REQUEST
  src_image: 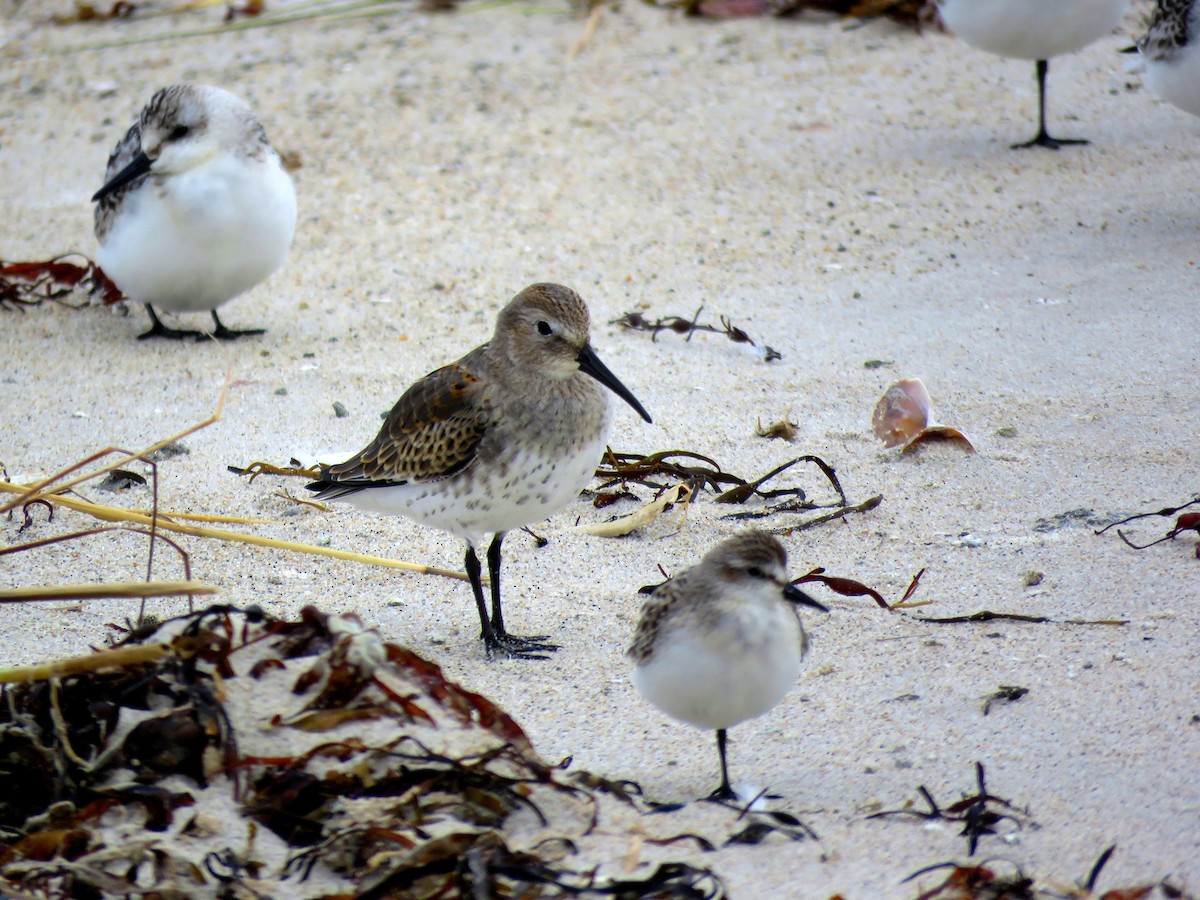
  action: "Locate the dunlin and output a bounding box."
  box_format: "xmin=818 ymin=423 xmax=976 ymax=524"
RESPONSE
xmin=938 ymin=0 xmax=1128 ymax=148
xmin=1136 ymin=0 xmax=1200 ymax=117
xmin=628 ymin=531 xmax=828 ymax=800
xmin=93 ymin=85 xmax=297 ymax=340
xmin=308 ymin=283 xmax=652 ymax=660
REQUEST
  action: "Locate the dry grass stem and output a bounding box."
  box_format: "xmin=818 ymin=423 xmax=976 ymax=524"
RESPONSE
xmin=0 ymin=481 xmax=469 ymax=581
xmin=0 ymin=642 xmax=170 ymax=684
xmin=0 ymin=580 xmax=217 ymax=603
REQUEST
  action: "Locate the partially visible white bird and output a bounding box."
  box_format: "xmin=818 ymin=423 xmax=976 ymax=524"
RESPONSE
xmin=93 ymin=85 xmax=297 ymax=340
xmin=1136 ymin=0 xmax=1200 ymax=117
xmin=939 ymin=0 xmax=1129 ymax=149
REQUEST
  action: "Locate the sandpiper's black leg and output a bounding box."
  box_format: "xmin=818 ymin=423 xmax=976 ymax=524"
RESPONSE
xmin=205 ymin=310 xmax=265 ymax=341
xmin=1012 ymin=59 xmax=1088 ymax=150
xmin=706 ymin=729 xmax=738 ymax=801
xmin=137 ymin=304 xmax=202 ymax=341
xmin=466 ymin=537 xmax=557 ymax=660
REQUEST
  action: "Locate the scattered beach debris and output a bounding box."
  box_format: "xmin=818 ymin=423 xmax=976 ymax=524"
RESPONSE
xmin=902 ymin=859 xmax=1036 ymax=899
xmin=902 ymin=844 xmax=1167 ymax=900
xmin=0 ymin=255 xmax=123 ymax=309
xmin=795 ymin=565 xmax=926 ymax=610
xmin=95 ymin=468 xmax=147 ymax=492
xmin=571 ymin=482 xmax=693 ymax=537
xmin=869 ymin=762 xmax=1027 ymax=856
xmin=910 ymin=610 xmax=1128 ymax=627
xmin=613 ymin=307 xmax=781 ymax=362
xmin=642 ymin=0 xmax=935 ymax=26
xmin=872 ymin=377 xmax=975 ymax=454
xmin=1033 ymin=508 xmax=1115 ymax=533
xmin=1094 ymin=497 xmax=1200 ymax=557
xmin=981 ymin=684 xmax=1029 ymax=716
xmin=756 ymin=413 xmax=800 ymax=442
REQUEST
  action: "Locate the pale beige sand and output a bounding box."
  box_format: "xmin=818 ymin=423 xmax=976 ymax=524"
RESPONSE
xmin=1 ymin=0 xmax=1198 ymax=895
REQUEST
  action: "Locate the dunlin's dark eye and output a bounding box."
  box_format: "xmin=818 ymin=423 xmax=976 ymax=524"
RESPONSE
xmin=746 ymin=566 xmax=765 ymax=579
xmin=536 ymin=320 xmax=552 ymax=336
xmin=167 ymin=124 xmax=191 ymax=142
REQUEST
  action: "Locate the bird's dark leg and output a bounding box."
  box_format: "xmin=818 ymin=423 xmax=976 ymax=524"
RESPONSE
xmin=464 ymin=536 xmax=558 ymax=661
xmin=205 ymin=310 xmax=265 ymax=341
xmin=137 ymin=304 xmax=202 ymax=341
xmin=1012 ymin=59 xmax=1088 ymax=150
xmin=707 ymin=729 xmax=738 ymax=801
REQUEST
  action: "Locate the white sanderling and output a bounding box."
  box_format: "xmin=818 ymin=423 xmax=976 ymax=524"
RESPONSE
xmin=938 ymin=0 xmax=1129 ymax=148
xmin=93 ymin=84 xmax=297 ymax=340
xmin=628 ymin=530 xmax=828 ymax=800
xmin=308 ymin=283 xmax=653 ymax=660
xmin=1136 ymin=0 xmax=1200 ymax=117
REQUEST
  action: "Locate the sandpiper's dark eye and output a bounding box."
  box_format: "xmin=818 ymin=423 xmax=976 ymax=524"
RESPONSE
xmin=536 ymin=320 xmax=552 ymax=336
xmin=746 ymin=566 xmax=765 ymax=579
xmin=168 ymin=124 xmax=191 ymax=142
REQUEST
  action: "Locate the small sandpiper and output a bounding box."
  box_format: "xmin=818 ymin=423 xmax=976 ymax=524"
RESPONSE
xmin=1136 ymin=0 xmax=1200 ymax=117
xmin=308 ymin=283 xmax=652 ymax=660
xmin=938 ymin=0 xmax=1128 ymax=149
xmin=628 ymin=530 xmax=828 ymax=800
xmin=93 ymin=84 xmax=297 ymax=340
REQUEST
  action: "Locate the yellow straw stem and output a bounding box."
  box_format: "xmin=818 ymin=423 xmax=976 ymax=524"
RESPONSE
xmin=0 ymin=581 xmax=216 ymax=603
xmin=0 ymin=481 xmax=469 ymax=582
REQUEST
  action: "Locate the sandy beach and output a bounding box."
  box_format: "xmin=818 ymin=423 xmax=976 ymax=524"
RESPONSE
xmin=1 ymin=0 xmax=1198 ymax=895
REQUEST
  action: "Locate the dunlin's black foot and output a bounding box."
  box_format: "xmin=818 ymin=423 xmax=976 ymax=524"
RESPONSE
xmin=138 ymin=305 xmax=202 ymax=340
xmin=483 ymin=629 xmax=560 ymax=661
xmin=205 ymin=311 xmax=265 ymax=341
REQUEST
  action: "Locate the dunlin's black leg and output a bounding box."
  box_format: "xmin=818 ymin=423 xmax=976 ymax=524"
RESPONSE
xmin=137 ymin=304 xmax=202 ymax=341
xmin=485 ymin=532 xmax=558 ymax=657
xmin=1012 ymin=59 xmax=1088 ymax=150
xmin=464 ymin=539 xmax=556 ymax=661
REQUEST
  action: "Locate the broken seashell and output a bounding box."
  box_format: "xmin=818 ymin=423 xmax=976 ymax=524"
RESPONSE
xmin=871 ymin=377 xmax=975 ymax=454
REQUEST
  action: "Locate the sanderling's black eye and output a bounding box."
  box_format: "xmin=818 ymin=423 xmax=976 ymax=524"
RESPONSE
xmin=746 ymin=566 xmax=765 ymax=579
xmin=536 ymin=320 xmax=552 ymax=336
xmin=167 ymin=124 xmax=191 ymax=142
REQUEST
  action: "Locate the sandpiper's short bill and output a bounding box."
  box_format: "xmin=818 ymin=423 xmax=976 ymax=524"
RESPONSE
xmin=308 ymin=283 xmax=652 ymax=660
xmin=938 ymin=0 xmax=1128 ymax=148
xmin=628 ymin=530 xmax=828 ymax=800
xmin=93 ymin=84 xmax=297 ymax=341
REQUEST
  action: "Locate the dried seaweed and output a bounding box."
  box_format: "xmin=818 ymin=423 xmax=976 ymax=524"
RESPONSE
xmin=904 ymin=859 xmax=1036 ymax=900
xmin=1094 ymin=496 xmax=1200 ymax=557
xmin=870 ymin=763 xmax=1026 ymax=856
xmin=641 ymin=0 xmax=935 ymax=28
xmin=910 ymin=611 xmax=1128 ymax=627
xmin=794 ymin=565 xmax=926 ymax=610
xmin=0 ymin=605 xmax=732 ymax=898
xmin=613 ymin=307 xmax=781 ymax=362
xmin=902 ymin=845 xmax=1171 ymax=900
xmin=0 ymin=255 xmax=122 ymax=309
xmin=981 ymin=685 xmax=1028 ymax=716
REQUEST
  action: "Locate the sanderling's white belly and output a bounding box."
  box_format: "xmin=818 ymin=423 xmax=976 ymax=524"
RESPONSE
xmin=940 ymin=0 xmax=1127 ymax=61
xmin=99 ymin=155 xmax=296 ymax=313
xmin=1146 ymin=48 xmax=1200 ymax=118
xmin=632 ymin=609 xmax=803 ymax=732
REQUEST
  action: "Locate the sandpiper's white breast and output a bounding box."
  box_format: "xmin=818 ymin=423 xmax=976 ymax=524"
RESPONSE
xmin=1145 ymin=40 xmax=1200 ymax=116
xmin=940 ymin=0 xmax=1128 ymax=61
xmin=99 ymin=150 xmax=296 ymax=313
xmin=632 ymin=598 xmax=804 ymax=732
